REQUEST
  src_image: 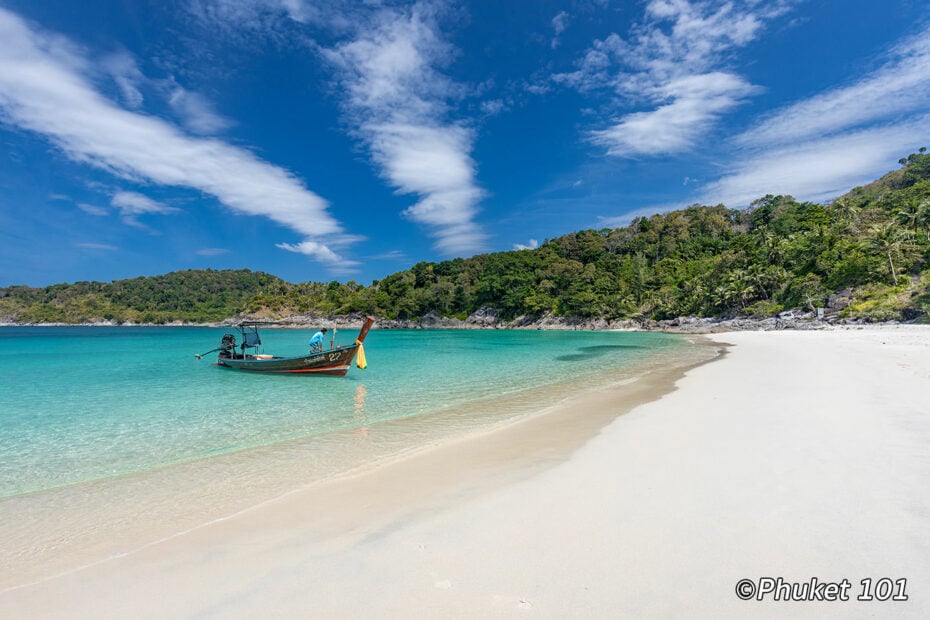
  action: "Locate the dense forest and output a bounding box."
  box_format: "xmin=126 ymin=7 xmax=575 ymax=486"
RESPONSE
xmin=3 ymin=151 xmax=930 ymax=325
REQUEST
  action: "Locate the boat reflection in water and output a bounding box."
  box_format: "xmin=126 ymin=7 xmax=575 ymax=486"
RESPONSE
xmin=353 ymin=384 xmax=369 ymax=438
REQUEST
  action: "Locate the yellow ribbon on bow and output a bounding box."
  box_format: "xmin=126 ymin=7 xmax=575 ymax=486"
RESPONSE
xmin=355 ymin=340 xmax=367 ymax=369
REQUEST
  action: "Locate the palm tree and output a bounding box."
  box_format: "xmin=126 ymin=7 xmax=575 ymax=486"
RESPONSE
xmin=895 ymin=199 xmax=921 ymax=239
xmin=916 ymin=198 xmax=930 ymax=242
xmin=832 ymin=196 xmax=862 ymax=234
xmin=716 ymin=269 xmax=757 ymax=309
xmin=866 ymin=223 xmax=905 ymax=285
xmin=750 ymin=226 xmax=787 ymax=265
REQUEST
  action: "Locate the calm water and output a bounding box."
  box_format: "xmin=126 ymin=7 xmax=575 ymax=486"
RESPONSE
xmin=0 ymin=327 xmax=696 ymax=500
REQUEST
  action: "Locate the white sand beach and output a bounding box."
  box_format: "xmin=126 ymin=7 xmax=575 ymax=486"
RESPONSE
xmin=2 ymin=327 xmax=929 ymax=618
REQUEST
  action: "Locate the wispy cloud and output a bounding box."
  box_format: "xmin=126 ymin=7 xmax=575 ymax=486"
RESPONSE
xmin=551 ymin=11 xmax=570 ymax=49
xmin=187 ymin=0 xmax=291 ymax=35
xmin=276 ymin=239 xmax=340 ymax=263
xmin=195 ymin=247 xmax=230 ymax=256
xmin=277 ymin=235 xmax=362 ymax=272
xmin=77 ymin=202 xmax=108 ymax=216
xmin=513 ymin=238 xmax=538 ymax=251
xmin=480 ymin=99 xmax=505 ymax=116
xmin=75 ymin=242 xmax=118 ymax=250
xmin=591 ymin=71 xmax=759 ymax=156
xmin=0 ymin=6 xmax=352 ymax=267
xmin=101 ymin=50 xmax=145 ymax=108
xmin=111 ymin=191 xmax=179 ymax=228
xmin=556 ymin=0 xmax=795 ymax=156
xmin=168 ymin=85 xmax=234 ymax=135
xmin=322 ymin=2 xmax=487 ymax=256
xmin=367 ymin=249 xmax=407 ymax=261
xmin=186 ymin=0 xmax=356 ymax=43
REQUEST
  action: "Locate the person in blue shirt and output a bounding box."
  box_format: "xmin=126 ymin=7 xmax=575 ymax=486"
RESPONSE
xmin=308 ymin=327 xmax=327 ymax=352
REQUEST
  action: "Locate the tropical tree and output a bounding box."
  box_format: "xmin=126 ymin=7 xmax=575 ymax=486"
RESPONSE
xmin=916 ymin=197 xmax=930 ymax=242
xmin=894 ymin=198 xmax=922 ymax=239
xmin=832 ymin=196 xmax=861 ymax=233
xmin=866 ymin=223 xmax=905 ymax=285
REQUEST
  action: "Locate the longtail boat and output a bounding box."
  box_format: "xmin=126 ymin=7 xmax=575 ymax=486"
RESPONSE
xmin=196 ymin=316 xmax=375 ymax=376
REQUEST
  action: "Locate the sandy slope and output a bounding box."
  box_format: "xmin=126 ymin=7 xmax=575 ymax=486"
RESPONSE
xmin=2 ymin=328 xmax=929 ymax=618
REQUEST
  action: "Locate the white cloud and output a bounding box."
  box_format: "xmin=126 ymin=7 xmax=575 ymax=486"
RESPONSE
xmin=556 ymin=0 xmax=794 ymax=156
xmin=188 ymin=0 xmax=355 ymax=32
xmin=101 ymin=51 xmax=145 ymax=108
xmin=514 ymin=238 xmax=538 ymax=251
xmin=0 ymin=7 xmax=351 ymax=266
xmin=480 ymin=99 xmax=505 ymax=116
xmin=276 ymin=239 xmax=342 ymax=263
xmin=187 ymin=0 xmax=288 ymax=34
xmin=168 ymin=86 xmax=234 ymax=135
xmin=278 ymin=0 xmax=354 ymax=31
xmin=553 ymin=34 xmax=621 ymax=94
xmin=525 ymin=82 xmax=551 ymax=96
xmin=323 ymin=3 xmax=487 ymax=256
xmin=77 ymin=202 xmax=108 ymax=216
xmin=276 ymin=232 xmax=362 ymax=270
xmin=112 ymin=190 xmax=177 ymax=214
xmin=111 ymin=190 xmax=179 ymax=228
xmin=551 ymin=11 xmax=570 ymax=49
xmin=110 ymin=192 xmax=180 ymax=215
xmin=279 ymin=0 xmax=310 ymax=23
xmin=592 ymin=72 xmax=759 ymax=156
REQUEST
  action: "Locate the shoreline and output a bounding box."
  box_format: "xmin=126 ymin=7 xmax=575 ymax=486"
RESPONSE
xmin=3 ymin=327 xmax=928 ymax=617
xmin=1 ymin=316 xmax=920 ymax=332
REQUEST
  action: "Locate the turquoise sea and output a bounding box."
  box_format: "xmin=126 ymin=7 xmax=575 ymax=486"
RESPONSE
xmin=0 ymin=326 xmax=702 ymax=501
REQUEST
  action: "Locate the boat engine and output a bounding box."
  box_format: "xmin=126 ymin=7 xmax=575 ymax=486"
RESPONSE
xmin=220 ymin=333 xmax=236 ymax=353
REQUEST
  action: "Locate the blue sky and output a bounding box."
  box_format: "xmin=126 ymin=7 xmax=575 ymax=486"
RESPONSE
xmin=1 ymin=0 xmax=928 ymax=286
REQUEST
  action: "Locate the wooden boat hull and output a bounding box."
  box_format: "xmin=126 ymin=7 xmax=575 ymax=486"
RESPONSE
xmin=216 ymin=344 xmax=360 ymax=376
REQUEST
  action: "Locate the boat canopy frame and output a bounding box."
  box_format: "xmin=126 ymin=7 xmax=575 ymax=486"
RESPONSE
xmin=234 ymin=322 xmax=267 ymax=352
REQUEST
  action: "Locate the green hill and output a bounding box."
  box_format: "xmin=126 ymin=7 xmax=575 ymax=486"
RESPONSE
xmin=0 ymin=269 xmax=287 ymax=324
xmin=3 ymin=150 xmax=929 ymax=325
